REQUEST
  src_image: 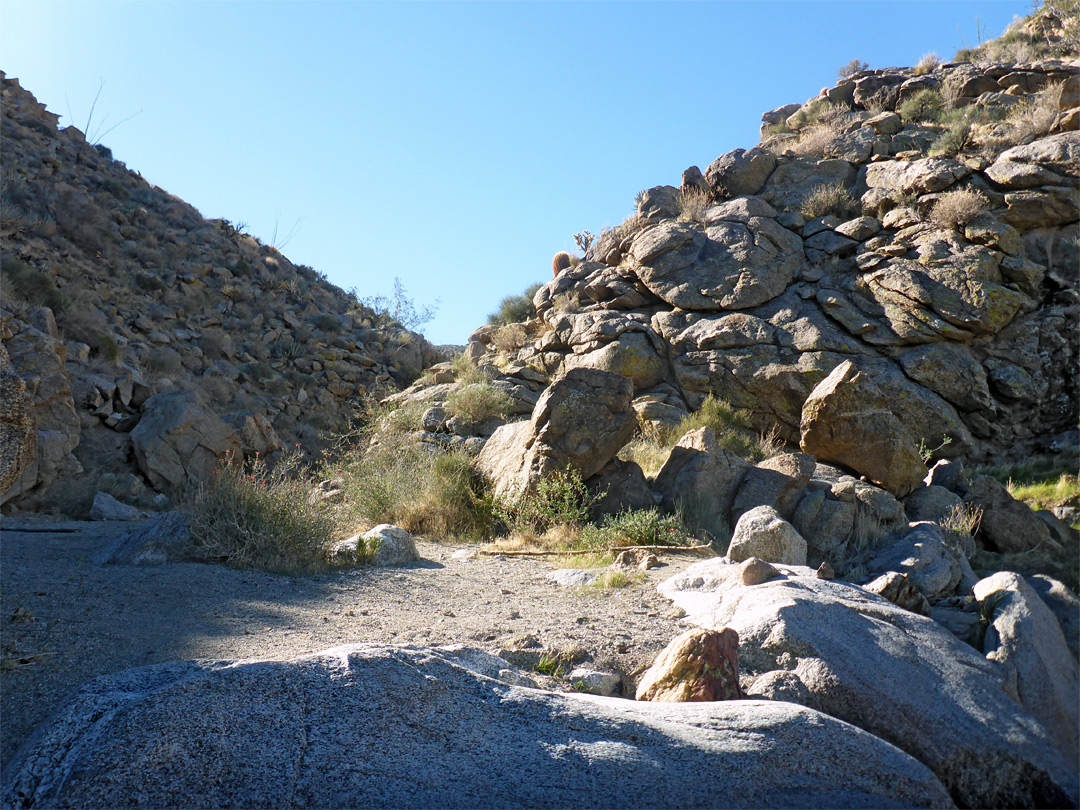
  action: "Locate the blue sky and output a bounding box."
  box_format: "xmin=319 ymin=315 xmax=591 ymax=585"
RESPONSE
xmin=2 ymin=1 xmax=1027 ymax=345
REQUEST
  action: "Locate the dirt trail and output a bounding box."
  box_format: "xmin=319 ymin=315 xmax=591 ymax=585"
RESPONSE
xmin=0 ymin=518 xmax=710 ymax=769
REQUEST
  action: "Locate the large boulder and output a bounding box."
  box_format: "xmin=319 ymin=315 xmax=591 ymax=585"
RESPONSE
xmin=727 ymin=505 xmax=808 ymax=566
xmin=652 ymin=426 xmax=751 ymax=521
xmin=973 ymin=572 xmax=1079 ymax=759
xmin=800 ymin=361 xmax=926 ymax=497
xmin=660 ymin=559 xmax=1079 ymax=808
xmin=475 ymin=368 xmax=635 ymax=499
xmin=963 ymin=475 xmax=1055 ymax=554
xmin=704 ymin=148 xmax=777 ymax=198
xmin=626 ymin=215 xmax=803 ymax=311
xmin=130 ymin=391 xmax=242 ymax=493
xmin=0 ymin=644 xmax=955 ymax=809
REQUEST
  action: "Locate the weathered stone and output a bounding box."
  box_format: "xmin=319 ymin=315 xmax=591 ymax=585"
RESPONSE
xmin=864 ymin=157 xmax=971 ymax=195
xmin=362 ymin=524 xmax=419 ymax=567
xmin=475 ymin=369 xmax=636 ymax=499
xmin=867 ymin=522 xmax=974 ymax=602
xmin=636 ymin=627 xmax=742 ymax=702
xmin=92 ymin=512 xmax=191 ymax=566
xmin=627 ymin=217 xmax=802 ymax=311
xmin=1027 ymin=575 xmax=1080 ymax=664
xmin=800 ymin=361 xmax=926 ymax=497
xmin=903 ymin=485 xmax=964 ymax=524
xmin=974 ymin=572 xmax=1079 ymax=758
xmin=963 ymin=475 xmax=1054 ymax=554
xmin=898 ymin=343 xmax=993 ymax=412
xmin=587 ymin=458 xmax=655 ymax=517
xmin=661 ymin=559 xmax=1079 ymax=808
xmin=864 ymin=571 xmax=931 ymax=615
xmin=999 ymin=185 xmax=1080 ymax=230
xmin=652 ymin=427 xmax=751 ymax=519
xmin=0 ymin=643 xmax=956 ymax=810
xmin=130 ymin=392 xmax=241 ymax=493
xmin=727 ymin=505 xmax=808 ymax=566
xmin=89 ymin=491 xmax=141 ymax=521
xmin=758 ymin=158 xmax=855 ymax=210
xmin=704 ymin=148 xmax=777 ymax=198
xmin=637 ymin=184 xmax=681 ymax=221
xmin=739 ymin=556 xmax=782 ymax=586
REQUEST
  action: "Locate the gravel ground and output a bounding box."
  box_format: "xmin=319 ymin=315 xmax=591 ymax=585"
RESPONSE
xmin=0 ymin=517 xmax=712 ymax=770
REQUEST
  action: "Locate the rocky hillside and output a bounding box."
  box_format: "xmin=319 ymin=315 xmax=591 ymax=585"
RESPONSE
xmin=458 ymin=47 xmax=1079 ymax=470
xmin=0 ymin=72 xmax=437 ymax=514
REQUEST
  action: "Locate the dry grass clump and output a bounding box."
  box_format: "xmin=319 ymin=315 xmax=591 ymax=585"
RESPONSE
xmin=913 ymin=52 xmax=942 ymax=76
xmin=444 ymin=381 xmax=513 ymax=424
xmin=677 ymin=187 xmax=712 ymax=223
xmin=181 ymin=450 xmax=349 ymax=575
xmin=327 ymin=433 xmax=495 ymax=541
xmin=491 ymin=323 xmax=530 ymax=355
xmin=788 ymin=124 xmax=841 ymax=158
xmin=930 ymin=189 xmax=990 ymax=230
xmin=799 ymin=181 xmax=858 ymax=220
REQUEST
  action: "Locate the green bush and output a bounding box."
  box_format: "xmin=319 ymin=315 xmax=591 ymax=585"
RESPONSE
xmin=898 ymin=89 xmax=944 ymax=123
xmin=445 ymin=381 xmax=512 ymax=424
xmin=1 ymin=257 xmax=69 ymax=311
xmin=86 ymin=330 xmax=120 ymax=364
xmin=496 ymin=468 xmax=597 ymax=535
xmin=836 ymin=58 xmax=869 ymax=80
xmin=181 ymin=450 xmax=350 ymax=575
xmin=798 ymin=181 xmax=858 ymax=220
xmin=134 ymin=271 xmax=167 ymax=293
xmin=578 ymin=508 xmax=689 ymax=550
xmin=672 ymin=395 xmax=773 ymax=462
xmin=930 ymin=117 xmax=975 ymax=157
xmin=314 ymin=313 xmax=342 ymax=333
xmin=488 ymin=283 xmax=542 ymax=326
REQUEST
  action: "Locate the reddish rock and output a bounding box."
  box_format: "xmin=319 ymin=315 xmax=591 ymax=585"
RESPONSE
xmin=636 ymin=628 xmax=742 ymax=702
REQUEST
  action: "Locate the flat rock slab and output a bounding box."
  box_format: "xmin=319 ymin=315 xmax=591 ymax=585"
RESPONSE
xmin=1 ymin=644 xmax=954 ymax=809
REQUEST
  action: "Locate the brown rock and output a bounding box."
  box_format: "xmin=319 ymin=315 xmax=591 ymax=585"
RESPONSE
xmin=740 ymin=557 xmax=781 ymax=586
xmin=864 ymin=571 xmax=930 ymax=615
xmin=816 ymin=562 xmax=835 ymax=580
xmin=636 ymin=628 xmax=742 ymax=702
xmin=799 ymin=361 xmax=926 ymax=497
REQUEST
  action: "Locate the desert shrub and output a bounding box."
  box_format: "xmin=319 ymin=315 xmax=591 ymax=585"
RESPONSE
xmin=930 ymin=116 xmax=975 ymax=157
xmin=328 ymin=436 xmax=494 ymax=540
xmin=898 ymin=89 xmax=944 ymax=123
xmin=181 ymin=450 xmax=349 ymax=575
xmin=675 ymin=492 xmax=733 ymax=550
xmin=1002 ymin=93 xmax=1059 ymax=141
xmin=488 ymin=283 xmax=543 ymax=326
xmin=677 ymin=187 xmax=711 ymax=223
xmin=799 ymin=181 xmax=858 ymax=220
xmin=837 ymin=58 xmax=869 ymax=80
xmin=573 ymin=231 xmax=594 ymax=254
xmin=789 ymin=124 xmax=841 ymax=158
xmin=930 ymin=189 xmax=989 ymax=230
xmin=913 ymin=52 xmax=942 ymax=76
xmin=241 ymin=361 xmax=275 ymax=381
xmin=444 ymin=381 xmax=512 ymax=424
xmin=100 ymin=178 xmax=129 ymax=201
xmin=491 ymin=323 xmax=530 ymax=355
xmin=133 ymin=271 xmax=166 ymax=293
xmin=198 ymin=328 xmax=233 ymax=360
xmin=671 ymin=395 xmax=771 ymax=462
xmin=359 ymin=276 xmax=439 ymax=332
xmin=85 ymin=330 xmax=120 ymax=364
xmin=270 ymin=337 xmax=304 ymax=361
xmin=787 ymin=99 xmax=850 ymax=131
xmin=496 ymin=468 xmax=597 ymax=535
xmin=146 ymin=346 xmax=185 ymax=378
xmin=314 ymin=313 xmax=342 ymax=333
xmin=578 ymin=508 xmax=689 ymax=551
xmin=1 ymin=257 xmax=69 ymax=311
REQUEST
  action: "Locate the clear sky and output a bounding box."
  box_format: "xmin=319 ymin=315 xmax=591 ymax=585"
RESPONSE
xmin=2 ymin=0 xmax=1027 ymax=345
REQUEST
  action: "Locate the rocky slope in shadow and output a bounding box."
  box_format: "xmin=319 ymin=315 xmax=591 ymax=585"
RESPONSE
xmin=0 ymin=73 xmax=437 ymax=515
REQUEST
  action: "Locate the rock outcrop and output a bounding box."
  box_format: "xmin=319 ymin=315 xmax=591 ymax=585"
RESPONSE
xmin=462 ymin=57 xmax=1078 ymax=470
xmin=0 ymin=644 xmax=955 ymax=809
